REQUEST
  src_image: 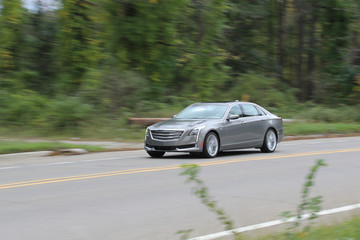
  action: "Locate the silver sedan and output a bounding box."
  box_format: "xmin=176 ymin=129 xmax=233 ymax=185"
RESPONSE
xmin=144 ymin=101 xmax=284 ymax=158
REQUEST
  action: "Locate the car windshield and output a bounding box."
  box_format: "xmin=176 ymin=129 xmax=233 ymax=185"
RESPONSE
xmin=175 ymin=104 xmax=228 ymax=119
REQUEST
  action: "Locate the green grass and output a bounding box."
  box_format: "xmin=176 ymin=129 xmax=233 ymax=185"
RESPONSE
xmin=0 ymin=140 xmax=105 ymax=155
xmin=0 ymin=121 xmax=147 ymax=141
xmin=284 ymin=122 xmax=360 ymax=136
xmin=253 ymin=215 xmax=360 ymax=240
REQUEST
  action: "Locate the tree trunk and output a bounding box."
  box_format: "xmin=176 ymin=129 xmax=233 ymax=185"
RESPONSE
xmin=277 ymin=0 xmax=287 ymax=83
xmin=306 ymin=1 xmax=318 ymax=101
xmin=296 ymin=0 xmax=305 ymax=101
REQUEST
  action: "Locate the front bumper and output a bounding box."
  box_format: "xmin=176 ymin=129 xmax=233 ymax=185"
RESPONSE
xmin=144 ymin=129 xmax=204 ymax=152
xmin=145 ymin=143 xmax=202 ymax=152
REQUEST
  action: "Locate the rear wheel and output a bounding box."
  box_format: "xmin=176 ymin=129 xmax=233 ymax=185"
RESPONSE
xmin=147 ymin=151 xmax=165 ymax=158
xmin=261 ymin=129 xmax=277 ymax=153
xmin=202 ymin=132 xmax=219 ymax=158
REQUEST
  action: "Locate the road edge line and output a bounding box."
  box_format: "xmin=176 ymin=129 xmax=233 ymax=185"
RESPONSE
xmin=189 ymin=203 xmax=360 ymax=240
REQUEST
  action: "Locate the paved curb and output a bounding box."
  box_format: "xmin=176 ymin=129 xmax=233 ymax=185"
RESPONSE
xmin=0 ymin=151 xmax=52 ymax=160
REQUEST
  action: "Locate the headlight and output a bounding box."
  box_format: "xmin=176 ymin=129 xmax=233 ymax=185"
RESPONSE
xmin=145 ymin=127 xmax=150 ymax=140
xmin=189 ymin=125 xmax=206 ymax=137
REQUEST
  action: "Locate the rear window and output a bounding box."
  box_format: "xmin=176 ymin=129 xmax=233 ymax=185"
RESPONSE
xmin=242 ymin=104 xmax=261 ymax=117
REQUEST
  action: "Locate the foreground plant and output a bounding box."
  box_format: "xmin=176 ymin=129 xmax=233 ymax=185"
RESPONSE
xmin=178 ymin=160 xmax=327 ymax=240
xmin=282 ymin=159 xmax=327 ymax=238
xmin=178 ymin=164 xmax=241 ymax=239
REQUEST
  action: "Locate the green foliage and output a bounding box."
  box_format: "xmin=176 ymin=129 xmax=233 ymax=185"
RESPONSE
xmin=294 ymin=104 xmax=360 ymax=123
xmin=220 ymin=72 xmax=297 ymax=108
xmin=282 ymin=159 xmax=327 ymax=238
xmin=45 ymin=96 xmax=93 ymax=130
xmin=0 ymin=0 xmax=360 ymax=132
xmin=101 ymin=0 xmax=189 ymax=98
xmin=0 ymin=0 xmax=24 ymax=73
xmin=100 ymin=70 xmax=151 ymax=112
xmin=18 ymin=4 xmax=58 ymax=95
xmin=180 ymin=164 xmax=240 ymax=239
xmin=57 ymin=0 xmax=96 ymax=93
xmin=0 ymin=90 xmax=47 ymax=126
xmin=0 ymin=92 xmax=93 ymax=132
xmin=284 ymin=122 xmax=360 ymax=136
xmin=255 ymin=215 xmax=360 ymax=240
xmin=176 ymin=229 xmax=194 ymax=240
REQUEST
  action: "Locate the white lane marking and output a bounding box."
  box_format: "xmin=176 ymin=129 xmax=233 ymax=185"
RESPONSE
xmin=0 ymin=166 xmax=21 ymax=170
xmin=0 ymin=155 xmax=145 ymax=171
xmin=281 ymin=143 xmax=297 ymax=146
xmin=51 ymin=162 xmax=72 ymax=165
xmin=81 ymin=158 xmax=118 ymax=163
xmin=309 ymin=141 xmax=324 ymax=144
xmin=189 ymin=203 xmax=360 ymax=240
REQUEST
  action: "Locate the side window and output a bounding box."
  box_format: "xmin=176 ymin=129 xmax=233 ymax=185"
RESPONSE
xmin=254 ymin=106 xmax=266 ymax=116
xmin=228 ymin=104 xmax=242 ymax=117
xmin=242 ymin=104 xmax=260 ymax=117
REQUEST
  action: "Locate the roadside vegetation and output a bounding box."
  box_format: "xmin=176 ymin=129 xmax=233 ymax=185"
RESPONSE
xmin=1 ymin=1 xmax=360 ymax=142
xmin=1 ymin=1 xmax=359 ymax=152
xmin=253 ymin=215 xmax=360 ymax=240
xmin=284 ymin=122 xmax=360 ymax=136
xmin=1 ymin=103 xmax=359 ymax=142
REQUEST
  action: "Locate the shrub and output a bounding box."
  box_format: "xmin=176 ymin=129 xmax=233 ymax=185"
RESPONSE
xmin=220 ymin=72 xmax=297 ymax=109
xmin=45 ymin=96 xmax=93 ymax=130
xmin=294 ymin=104 xmax=360 ymax=123
xmin=0 ymin=90 xmax=48 ymax=126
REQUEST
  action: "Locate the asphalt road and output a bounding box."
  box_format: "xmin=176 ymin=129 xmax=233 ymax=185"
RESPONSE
xmin=1 ymin=137 xmax=360 ymax=240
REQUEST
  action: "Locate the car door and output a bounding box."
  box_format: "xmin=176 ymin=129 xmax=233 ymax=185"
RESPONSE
xmin=221 ymin=104 xmax=247 ymax=149
xmin=239 ymin=104 xmax=266 ymax=147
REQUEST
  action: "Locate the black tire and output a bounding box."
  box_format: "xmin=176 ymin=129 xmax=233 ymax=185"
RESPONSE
xmin=260 ymin=129 xmax=277 ymax=153
xmin=147 ymin=151 xmax=165 ymax=158
xmin=189 ymin=152 xmax=201 ymax=156
xmin=202 ymin=132 xmax=219 ymax=158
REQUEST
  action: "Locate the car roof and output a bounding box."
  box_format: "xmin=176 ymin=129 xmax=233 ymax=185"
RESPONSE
xmin=193 ymin=101 xmax=256 ymax=106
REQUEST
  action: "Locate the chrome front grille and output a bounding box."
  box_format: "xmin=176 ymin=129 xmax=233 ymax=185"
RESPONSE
xmin=151 ymin=130 xmax=184 ymax=141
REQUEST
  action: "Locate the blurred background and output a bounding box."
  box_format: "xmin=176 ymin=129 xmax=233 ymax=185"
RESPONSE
xmin=0 ymin=0 xmax=359 ymax=140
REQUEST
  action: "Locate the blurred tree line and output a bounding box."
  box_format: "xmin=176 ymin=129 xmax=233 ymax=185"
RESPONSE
xmin=0 ymin=0 xmax=359 ymax=129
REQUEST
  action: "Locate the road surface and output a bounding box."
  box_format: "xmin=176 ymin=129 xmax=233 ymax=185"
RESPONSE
xmin=1 ymin=137 xmax=360 ymax=240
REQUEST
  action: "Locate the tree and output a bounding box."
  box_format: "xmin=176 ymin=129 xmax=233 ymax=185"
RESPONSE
xmin=316 ymin=0 xmax=353 ymax=103
xmin=0 ymin=0 xmax=24 ymax=76
xmin=18 ymin=0 xmax=59 ymax=95
xmin=57 ymin=0 xmax=96 ymax=93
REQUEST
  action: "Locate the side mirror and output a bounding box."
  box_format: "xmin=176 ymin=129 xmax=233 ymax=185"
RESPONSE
xmin=172 ymin=115 xmax=177 ymax=118
xmin=227 ymin=114 xmax=240 ymax=121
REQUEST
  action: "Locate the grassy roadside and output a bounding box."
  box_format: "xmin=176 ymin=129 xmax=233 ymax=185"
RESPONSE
xmin=284 ymin=122 xmax=360 ymax=136
xmin=0 ymin=141 xmax=105 ymax=155
xmin=253 ymin=215 xmax=360 ymax=240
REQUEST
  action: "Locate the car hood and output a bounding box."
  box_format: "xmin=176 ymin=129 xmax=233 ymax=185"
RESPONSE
xmin=150 ymin=119 xmax=216 ymax=130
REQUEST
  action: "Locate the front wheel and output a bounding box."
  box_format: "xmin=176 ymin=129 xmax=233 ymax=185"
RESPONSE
xmin=147 ymin=151 xmax=165 ymax=158
xmin=261 ymin=129 xmax=277 ymax=153
xmin=202 ymin=132 xmax=219 ymax=158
